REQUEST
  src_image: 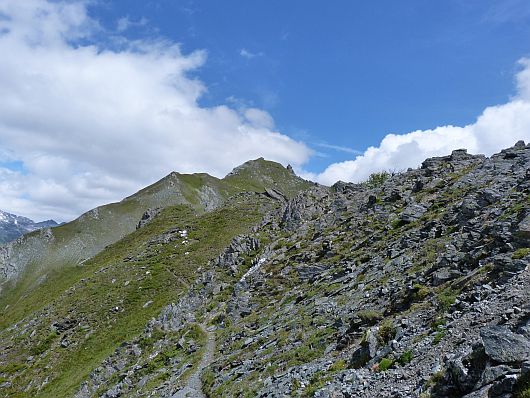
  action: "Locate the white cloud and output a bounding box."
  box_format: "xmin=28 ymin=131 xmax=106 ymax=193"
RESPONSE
xmin=240 ymin=48 xmax=264 ymax=59
xmin=243 ymin=108 xmax=275 ymax=129
xmin=314 ymin=59 xmax=530 ymax=186
xmin=316 ymin=143 xmax=362 ymax=155
xmin=0 ymin=0 xmax=311 ymax=222
xmin=116 ymin=16 xmax=148 ymax=33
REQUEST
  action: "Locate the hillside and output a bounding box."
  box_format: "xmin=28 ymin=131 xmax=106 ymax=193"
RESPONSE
xmin=0 ymin=210 xmax=57 ymax=244
xmin=1 ymin=145 xmax=530 ymax=398
xmin=0 ymin=158 xmax=310 ymax=294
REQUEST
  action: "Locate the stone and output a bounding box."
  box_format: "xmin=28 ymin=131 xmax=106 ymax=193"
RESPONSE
xmin=264 ymin=188 xmax=287 ymax=202
xmin=475 ymin=365 xmax=517 ymax=389
xmin=461 ymin=385 xmax=491 ymax=398
xmin=136 ymin=208 xmax=161 ymax=229
xmin=400 ymin=204 xmax=427 ymax=223
xmin=432 ymin=267 xmax=461 ymax=286
xmin=517 ymin=214 xmax=530 ymax=238
xmin=480 ymin=326 xmax=530 ymax=363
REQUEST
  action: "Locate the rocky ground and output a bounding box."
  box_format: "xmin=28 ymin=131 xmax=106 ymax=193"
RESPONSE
xmin=1 ymin=144 xmax=529 ymax=397
xmin=202 ymin=143 xmax=530 ymax=397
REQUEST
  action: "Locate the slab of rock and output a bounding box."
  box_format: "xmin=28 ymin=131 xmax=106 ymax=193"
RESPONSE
xmin=264 ymin=188 xmax=287 ymax=202
xmin=480 ymin=326 xmax=530 ymax=363
xmin=432 ymin=267 xmax=462 ymax=286
xmin=136 ymin=208 xmax=161 ymax=229
xmin=461 ymin=385 xmax=491 ymax=398
xmin=517 ymin=214 xmax=530 ymax=238
xmin=400 ymin=204 xmax=427 ymax=223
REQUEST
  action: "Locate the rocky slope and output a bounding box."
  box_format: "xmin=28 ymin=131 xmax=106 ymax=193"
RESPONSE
xmin=1 ymin=145 xmax=529 ymax=398
xmin=0 ymin=210 xmax=57 ymax=244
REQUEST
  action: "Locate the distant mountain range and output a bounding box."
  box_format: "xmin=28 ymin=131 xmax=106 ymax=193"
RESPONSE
xmin=0 ymin=210 xmax=58 ymax=243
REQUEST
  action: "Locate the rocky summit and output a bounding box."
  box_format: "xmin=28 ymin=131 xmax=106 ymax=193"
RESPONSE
xmin=0 ymin=145 xmax=529 ymax=398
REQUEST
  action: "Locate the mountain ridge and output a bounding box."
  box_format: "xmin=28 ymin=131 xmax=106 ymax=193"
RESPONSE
xmin=0 ymin=144 xmax=529 ymax=398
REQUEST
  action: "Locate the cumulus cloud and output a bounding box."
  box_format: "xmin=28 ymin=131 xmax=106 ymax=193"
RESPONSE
xmin=314 ymin=59 xmax=530 ymax=185
xmin=0 ymin=0 xmax=311 ymax=222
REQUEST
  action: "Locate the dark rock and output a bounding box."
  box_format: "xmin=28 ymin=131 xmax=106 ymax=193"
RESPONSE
xmin=461 ymin=385 xmax=491 ymax=398
xmin=351 ymin=343 xmax=371 ymax=369
xmin=296 ymin=264 xmax=327 ymax=282
xmin=412 ymin=179 xmax=424 ymax=193
xmin=384 ymin=189 xmax=402 ymax=202
xmin=367 ymin=195 xmax=377 ymax=207
xmin=136 ymin=208 xmax=161 ymax=229
xmin=400 ymin=204 xmax=427 ymax=223
xmin=432 ymin=267 xmax=462 ymax=286
xmin=480 ymin=326 xmax=530 ymax=363
xmin=516 ymin=214 xmax=530 ymax=238
xmin=52 ymin=319 xmax=77 ymax=333
xmin=443 ymin=346 xmax=489 ymax=395
xmin=451 ymin=148 xmax=473 ymax=160
xmin=475 ymin=365 xmax=518 ymax=389
xmin=322 ymin=240 xmax=333 ymax=252
xmin=478 ymin=188 xmax=502 ymax=205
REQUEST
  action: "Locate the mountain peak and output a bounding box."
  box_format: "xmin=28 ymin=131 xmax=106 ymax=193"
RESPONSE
xmin=224 ymin=157 xmax=275 ymax=177
xmin=224 ymin=158 xmax=312 ymax=198
xmin=0 ymin=210 xmax=58 ymax=244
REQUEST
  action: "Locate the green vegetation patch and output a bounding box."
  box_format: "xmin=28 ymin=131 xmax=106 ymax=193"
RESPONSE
xmin=513 ymin=247 xmax=530 ymax=259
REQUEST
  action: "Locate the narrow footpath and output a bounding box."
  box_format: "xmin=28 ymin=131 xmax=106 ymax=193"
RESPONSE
xmin=172 ymin=323 xmax=216 ymax=398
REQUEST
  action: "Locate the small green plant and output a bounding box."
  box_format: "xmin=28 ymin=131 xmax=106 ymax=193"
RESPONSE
xmin=437 ymin=287 xmax=459 ymax=312
xmin=390 ymin=218 xmax=403 ymax=229
xmin=478 ymin=262 xmax=494 ymax=274
xmin=301 ymin=371 xmax=332 ymax=397
xmin=329 ymin=359 xmax=347 ymax=372
xmin=377 ymin=319 xmax=396 ymax=344
xmin=356 ymin=309 xmax=383 ymax=324
xmin=378 ymin=357 xmax=394 ymax=371
xmin=425 ymin=370 xmax=445 ymax=388
xmin=291 ymin=378 xmax=301 ymax=393
xmin=398 ymin=350 xmax=413 ymax=365
xmin=0 ymin=362 xmax=26 ymax=374
xmin=31 ymin=331 xmax=58 ymax=355
xmin=513 ymin=247 xmax=530 ymax=259
xmin=432 ymin=330 xmax=446 ymax=345
xmin=515 ymin=368 xmax=530 ymax=398
xmin=412 ymin=284 xmax=431 ymax=301
xmin=365 ymin=171 xmax=390 ymax=188
xmin=430 ymin=317 xmax=446 ymax=330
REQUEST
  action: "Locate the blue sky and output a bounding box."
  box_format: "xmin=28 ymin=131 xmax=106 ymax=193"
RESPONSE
xmin=1 ymin=0 xmax=530 ymax=221
xmin=90 ymin=0 xmax=530 ymax=172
